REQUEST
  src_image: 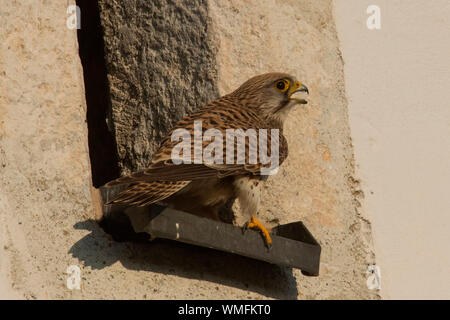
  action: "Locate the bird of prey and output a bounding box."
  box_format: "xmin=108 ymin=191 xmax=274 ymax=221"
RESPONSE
xmin=105 ymin=72 xmax=309 ymax=247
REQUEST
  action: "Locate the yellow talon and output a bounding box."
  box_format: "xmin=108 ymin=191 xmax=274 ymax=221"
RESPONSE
xmin=245 ymin=215 xmax=272 ymax=247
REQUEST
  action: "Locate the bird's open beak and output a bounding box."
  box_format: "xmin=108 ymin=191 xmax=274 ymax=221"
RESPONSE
xmin=289 ymin=81 xmax=309 ymax=104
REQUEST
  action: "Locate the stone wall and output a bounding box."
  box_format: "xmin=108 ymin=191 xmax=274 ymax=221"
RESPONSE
xmin=0 ymin=0 xmax=378 ymax=299
xmin=0 ymin=0 xmax=99 ymax=299
xmin=98 ymin=0 xmax=219 ymax=175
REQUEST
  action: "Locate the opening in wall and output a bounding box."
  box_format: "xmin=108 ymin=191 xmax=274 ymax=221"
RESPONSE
xmin=76 ymin=0 xmax=121 ymax=188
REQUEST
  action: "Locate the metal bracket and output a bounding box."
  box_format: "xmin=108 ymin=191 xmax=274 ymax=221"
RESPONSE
xmin=100 ymin=188 xmax=321 ymax=276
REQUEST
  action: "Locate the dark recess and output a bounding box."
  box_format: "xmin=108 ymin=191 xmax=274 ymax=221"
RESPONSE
xmin=76 ymin=0 xmax=121 ymax=187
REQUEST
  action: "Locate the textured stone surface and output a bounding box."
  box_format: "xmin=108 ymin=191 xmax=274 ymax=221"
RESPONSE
xmin=0 ymin=0 xmax=378 ymax=299
xmin=98 ymin=0 xmax=219 ymax=175
xmin=0 ymin=0 xmax=99 ymax=299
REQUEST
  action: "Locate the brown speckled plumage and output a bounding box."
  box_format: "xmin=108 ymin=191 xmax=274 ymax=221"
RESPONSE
xmin=105 ymin=72 xmax=308 ymax=222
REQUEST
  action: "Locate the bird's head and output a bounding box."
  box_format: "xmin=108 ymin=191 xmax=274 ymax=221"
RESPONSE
xmin=231 ymin=72 xmax=309 ymax=127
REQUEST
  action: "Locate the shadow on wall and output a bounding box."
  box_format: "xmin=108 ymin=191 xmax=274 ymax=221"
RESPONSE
xmin=69 ymin=219 xmax=299 ymax=299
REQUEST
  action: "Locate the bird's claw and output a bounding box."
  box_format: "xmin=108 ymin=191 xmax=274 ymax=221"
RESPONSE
xmin=243 ymin=216 xmax=272 ymax=249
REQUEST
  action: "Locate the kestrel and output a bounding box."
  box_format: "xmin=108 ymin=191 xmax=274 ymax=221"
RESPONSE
xmin=105 ymin=72 xmax=309 ymax=247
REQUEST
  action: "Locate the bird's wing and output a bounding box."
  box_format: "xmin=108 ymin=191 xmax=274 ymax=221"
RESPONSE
xmin=105 ymin=101 xmax=287 ymax=206
xmin=105 ymin=163 xmax=218 ymax=186
xmin=153 ymin=104 xmax=288 ymax=172
xmin=106 ymin=180 xmax=190 ymax=207
xmin=106 ymin=105 xmax=287 ymax=184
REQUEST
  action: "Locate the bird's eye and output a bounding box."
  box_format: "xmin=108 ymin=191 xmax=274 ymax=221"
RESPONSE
xmin=275 ymin=79 xmax=290 ymax=93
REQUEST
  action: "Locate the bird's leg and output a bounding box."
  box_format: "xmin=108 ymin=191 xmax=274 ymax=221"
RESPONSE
xmin=244 ymin=215 xmax=272 ymax=248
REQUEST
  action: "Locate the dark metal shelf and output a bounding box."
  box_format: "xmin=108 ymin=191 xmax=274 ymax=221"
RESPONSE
xmin=100 ymin=187 xmax=321 ymax=276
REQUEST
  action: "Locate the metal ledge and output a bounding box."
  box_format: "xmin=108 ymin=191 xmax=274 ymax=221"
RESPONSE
xmin=100 ymin=187 xmax=321 ymax=276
